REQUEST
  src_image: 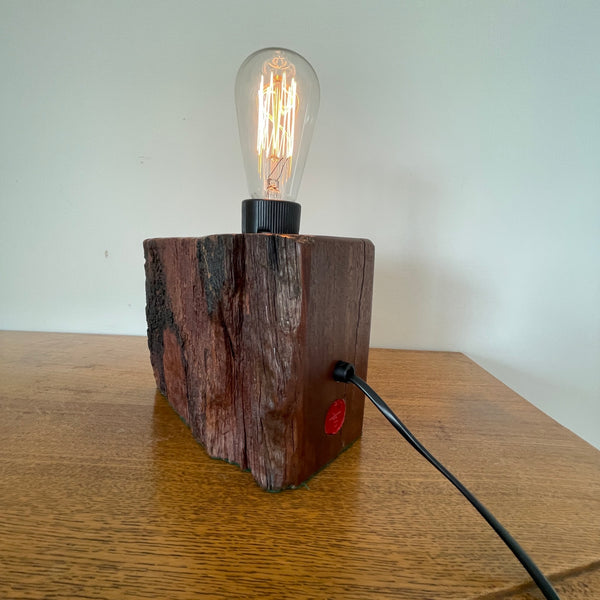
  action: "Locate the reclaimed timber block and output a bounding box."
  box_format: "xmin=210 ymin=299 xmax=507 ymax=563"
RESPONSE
xmin=144 ymin=234 xmax=374 ymax=490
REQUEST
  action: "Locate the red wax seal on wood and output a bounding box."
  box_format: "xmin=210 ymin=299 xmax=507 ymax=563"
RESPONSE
xmin=325 ymin=399 xmax=346 ymax=435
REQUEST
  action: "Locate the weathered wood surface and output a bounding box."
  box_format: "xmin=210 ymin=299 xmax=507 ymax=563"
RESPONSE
xmin=1 ymin=332 xmax=599 ymax=599
xmin=144 ymin=234 xmax=374 ymax=490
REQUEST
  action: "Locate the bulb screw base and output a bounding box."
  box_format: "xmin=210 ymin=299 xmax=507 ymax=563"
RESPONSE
xmin=242 ymin=199 xmax=301 ymax=234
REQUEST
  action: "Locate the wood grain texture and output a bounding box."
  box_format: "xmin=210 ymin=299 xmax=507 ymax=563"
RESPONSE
xmin=144 ymin=234 xmax=374 ymax=490
xmin=1 ymin=332 xmax=599 ymax=599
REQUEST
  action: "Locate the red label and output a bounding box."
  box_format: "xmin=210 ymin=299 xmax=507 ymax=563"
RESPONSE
xmin=324 ymin=399 xmax=346 ymax=435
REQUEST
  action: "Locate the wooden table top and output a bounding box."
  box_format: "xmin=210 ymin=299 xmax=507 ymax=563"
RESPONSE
xmin=1 ymin=331 xmax=599 ymax=599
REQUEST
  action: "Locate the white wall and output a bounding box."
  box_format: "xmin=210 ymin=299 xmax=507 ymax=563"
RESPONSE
xmin=1 ymin=1 xmax=598 ymax=448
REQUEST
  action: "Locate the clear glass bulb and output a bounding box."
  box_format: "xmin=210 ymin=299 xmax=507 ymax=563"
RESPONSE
xmin=235 ymin=48 xmax=320 ymax=202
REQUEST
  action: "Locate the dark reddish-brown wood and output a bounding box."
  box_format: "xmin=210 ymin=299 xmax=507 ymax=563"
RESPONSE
xmin=144 ymin=234 xmax=374 ymax=490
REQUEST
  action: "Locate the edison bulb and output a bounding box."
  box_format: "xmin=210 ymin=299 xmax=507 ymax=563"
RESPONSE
xmin=236 ymin=48 xmax=319 ymax=233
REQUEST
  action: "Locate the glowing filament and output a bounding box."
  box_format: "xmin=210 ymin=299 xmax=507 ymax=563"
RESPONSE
xmin=256 ymin=72 xmax=297 ymax=198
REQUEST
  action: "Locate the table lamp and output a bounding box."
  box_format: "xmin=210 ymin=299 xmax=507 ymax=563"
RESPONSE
xmin=144 ymin=48 xmax=375 ymax=490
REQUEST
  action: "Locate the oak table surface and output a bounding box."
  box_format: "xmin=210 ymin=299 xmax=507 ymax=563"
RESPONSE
xmin=1 ymin=331 xmax=599 ymax=600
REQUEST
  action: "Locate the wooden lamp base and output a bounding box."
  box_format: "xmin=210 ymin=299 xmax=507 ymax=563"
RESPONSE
xmin=144 ymin=234 xmax=374 ymax=490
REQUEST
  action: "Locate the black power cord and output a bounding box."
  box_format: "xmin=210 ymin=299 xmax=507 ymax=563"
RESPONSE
xmin=333 ymin=360 xmax=561 ymax=600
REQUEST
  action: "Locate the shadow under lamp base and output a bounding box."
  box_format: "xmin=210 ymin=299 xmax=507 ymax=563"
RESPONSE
xmin=144 ymin=233 xmax=374 ymax=490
